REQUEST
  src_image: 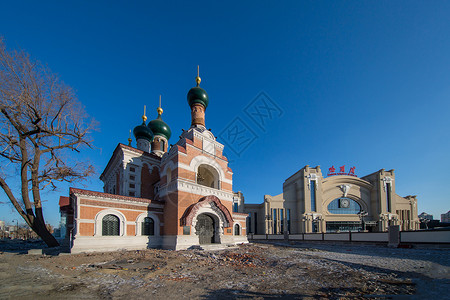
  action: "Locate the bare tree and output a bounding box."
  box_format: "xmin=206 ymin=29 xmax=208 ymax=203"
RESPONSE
xmin=0 ymin=38 xmax=95 ymax=247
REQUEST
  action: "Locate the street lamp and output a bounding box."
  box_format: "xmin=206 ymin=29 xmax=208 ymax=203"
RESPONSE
xmin=357 ymin=210 xmax=368 ymax=232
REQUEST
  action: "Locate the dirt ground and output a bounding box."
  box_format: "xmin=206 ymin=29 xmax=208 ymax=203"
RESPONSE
xmin=0 ymin=240 xmax=449 ymax=299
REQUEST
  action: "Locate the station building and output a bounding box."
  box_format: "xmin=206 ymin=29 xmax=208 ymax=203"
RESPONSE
xmin=60 ymin=72 xmax=248 ymax=253
xmin=244 ymin=165 xmax=420 ymax=234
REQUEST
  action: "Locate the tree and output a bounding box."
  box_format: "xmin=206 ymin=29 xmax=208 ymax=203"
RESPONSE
xmin=0 ymin=38 xmax=95 ymax=247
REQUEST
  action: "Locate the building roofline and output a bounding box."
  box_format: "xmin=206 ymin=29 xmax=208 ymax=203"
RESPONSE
xmin=69 ymin=187 xmax=163 ymax=205
xmin=100 ymin=143 xmax=161 ymax=180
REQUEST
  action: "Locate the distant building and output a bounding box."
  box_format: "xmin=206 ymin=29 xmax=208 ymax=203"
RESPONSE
xmin=6 ymin=225 xmax=16 ymax=232
xmin=245 ymin=166 xmax=419 ymax=234
xmin=0 ymin=220 xmax=4 ymax=231
xmin=441 ymin=211 xmax=450 ymax=223
xmin=418 ymin=212 xmax=434 ymax=221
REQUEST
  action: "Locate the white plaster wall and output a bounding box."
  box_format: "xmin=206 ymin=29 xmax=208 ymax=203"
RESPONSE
xmin=71 ymin=236 xmax=162 ymax=254
xmin=162 ymin=235 xmax=200 ymax=250
xmin=221 ymin=235 xmax=249 ymax=245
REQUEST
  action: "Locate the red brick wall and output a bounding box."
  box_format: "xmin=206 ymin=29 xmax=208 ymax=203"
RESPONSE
xmin=141 ymin=164 xmax=160 ymax=199
xmin=191 ymin=103 xmax=205 ymax=127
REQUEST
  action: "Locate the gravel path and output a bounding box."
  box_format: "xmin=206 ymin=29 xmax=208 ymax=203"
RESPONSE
xmin=0 ymin=240 xmax=449 ymax=299
xmin=269 ymin=242 xmax=450 ymax=299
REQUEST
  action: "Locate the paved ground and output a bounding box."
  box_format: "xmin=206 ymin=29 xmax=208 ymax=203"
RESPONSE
xmin=0 ymin=240 xmax=449 ymax=299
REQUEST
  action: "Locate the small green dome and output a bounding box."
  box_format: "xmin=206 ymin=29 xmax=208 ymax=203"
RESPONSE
xmin=187 ymin=86 xmax=209 ymax=109
xmin=133 ymin=122 xmax=154 ymax=142
xmin=148 ymin=115 xmax=171 ymax=140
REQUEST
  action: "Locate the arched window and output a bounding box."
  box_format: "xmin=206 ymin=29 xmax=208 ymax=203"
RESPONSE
xmin=197 ymin=164 xmax=220 ymax=189
xmin=142 ymin=217 xmax=155 ymax=236
xmin=102 ymin=214 xmax=120 ymax=236
xmin=234 ymin=224 xmax=240 ymax=236
xmin=327 ymin=198 xmax=361 ymax=214
xmin=160 ymin=140 xmax=165 ymax=151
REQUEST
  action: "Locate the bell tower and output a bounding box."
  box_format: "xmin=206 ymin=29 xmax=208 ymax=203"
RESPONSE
xmin=187 ymin=66 xmax=209 ymax=128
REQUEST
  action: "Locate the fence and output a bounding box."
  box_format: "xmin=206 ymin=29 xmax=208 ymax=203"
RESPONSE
xmin=249 ymin=229 xmax=450 ymax=245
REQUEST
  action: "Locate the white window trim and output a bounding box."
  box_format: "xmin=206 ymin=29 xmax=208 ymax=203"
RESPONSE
xmin=233 ymin=222 xmax=241 ymax=236
xmin=135 ymin=212 xmax=160 ymax=236
xmin=94 ymin=209 xmax=127 ymax=236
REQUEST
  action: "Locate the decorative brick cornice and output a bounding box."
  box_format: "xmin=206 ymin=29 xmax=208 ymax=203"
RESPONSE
xmin=69 ymin=187 xmax=163 ymax=205
xmin=180 ymin=195 xmax=233 ymax=226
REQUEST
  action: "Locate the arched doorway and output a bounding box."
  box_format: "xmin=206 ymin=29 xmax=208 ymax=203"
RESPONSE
xmin=195 ymin=214 xmax=215 ymax=244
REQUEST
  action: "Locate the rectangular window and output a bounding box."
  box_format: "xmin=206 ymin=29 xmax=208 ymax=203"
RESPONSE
xmin=273 ymin=208 xmax=277 ymax=234
xmin=310 ymin=180 xmax=316 ymax=212
xmin=130 ymin=167 xmax=135 ymax=172
xmin=287 ymin=209 xmax=291 ymax=233
xmin=280 ymin=209 xmax=284 ymax=233
xmin=233 ymin=202 xmax=238 ymax=213
xmin=386 ymin=183 xmax=391 ymax=212
xmin=129 ymin=183 xmax=135 ymax=188
xmin=129 ymin=175 xmax=135 ymax=181
xmin=247 ymin=213 xmax=252 ymax=233
xmin=129 ymin=191 xmax=135 ymax=196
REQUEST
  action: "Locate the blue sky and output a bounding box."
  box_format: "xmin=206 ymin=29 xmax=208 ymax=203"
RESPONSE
xmin=1 ymin=1 xmax=449 ymax=227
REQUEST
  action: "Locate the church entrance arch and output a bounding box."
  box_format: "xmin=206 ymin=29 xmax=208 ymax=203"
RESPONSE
xmin=195 ymin=213 xmax=216 ymax=244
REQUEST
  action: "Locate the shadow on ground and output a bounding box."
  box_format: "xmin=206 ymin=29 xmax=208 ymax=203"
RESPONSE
xmin=0 ymin=239 xmax=69 ymax=255
xmin=201 ymin=289 xmax=309 ymax=299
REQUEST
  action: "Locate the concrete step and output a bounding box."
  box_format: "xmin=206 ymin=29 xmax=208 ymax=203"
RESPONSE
xmin=198 ymin=244 xmax=236 ymax=251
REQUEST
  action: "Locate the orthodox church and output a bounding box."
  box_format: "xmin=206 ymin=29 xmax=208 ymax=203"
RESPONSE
xmin=60 ymin=70 xmax=248 ymax=253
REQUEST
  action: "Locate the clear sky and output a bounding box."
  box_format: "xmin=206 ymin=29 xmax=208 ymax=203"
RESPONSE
xmin=1 ymin=1 xmax=449 ymax=227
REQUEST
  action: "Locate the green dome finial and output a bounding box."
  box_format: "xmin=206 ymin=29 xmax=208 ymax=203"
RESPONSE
xmin=148 ymin=94 xmax=171 ymax=140
xmin=128 ymin=129 xmax=132 ymax=146
xmin=133 ymin=106 xmax=154 ymax=142
xmin=196 ymin=65 xmax=201 ymax=87
xmin=187 ymin=65 xmax=209 ymax=109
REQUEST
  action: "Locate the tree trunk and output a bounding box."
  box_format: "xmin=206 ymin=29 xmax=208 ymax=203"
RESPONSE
xmin=32 ymin=207 xmax=59 ymax=247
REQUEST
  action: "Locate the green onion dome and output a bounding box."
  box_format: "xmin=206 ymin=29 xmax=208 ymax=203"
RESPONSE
xmin=133 ymin=122 xmax=154 ymax=142
xmin=148 ymin=114 xmax=171 ymax=140
xmin=187 ymin=86 xmax=209 ymax=109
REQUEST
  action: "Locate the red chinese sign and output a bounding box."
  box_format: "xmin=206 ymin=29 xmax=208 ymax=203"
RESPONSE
xmin=327 ymin=165 xmax=357 ymax=177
